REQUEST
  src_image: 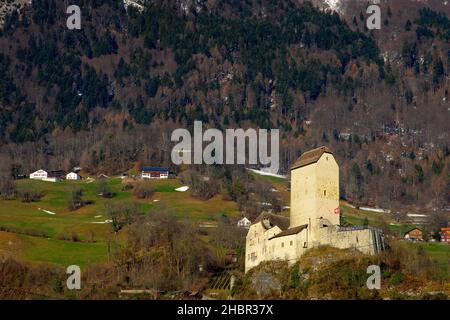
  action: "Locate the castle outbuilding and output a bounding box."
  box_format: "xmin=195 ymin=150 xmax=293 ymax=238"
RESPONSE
xmin=245 ymin=146 xmax=385 ymax=273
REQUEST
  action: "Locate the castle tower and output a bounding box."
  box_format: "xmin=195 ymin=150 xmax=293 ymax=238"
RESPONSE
xmin=290 ymin=147 xmax=340 ymax=236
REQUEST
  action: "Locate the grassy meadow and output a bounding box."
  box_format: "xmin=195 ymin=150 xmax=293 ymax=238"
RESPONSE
xmin=0 ymin=177 xmax=239 ymax=267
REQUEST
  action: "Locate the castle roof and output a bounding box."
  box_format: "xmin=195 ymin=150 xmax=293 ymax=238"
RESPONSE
xmin=290 ymin=146 xmax=333 ymax=170
xmin=268 ymin=224 xmax=308 ymax=240
xmin=253 ymin=212 xmax=290 ymax=231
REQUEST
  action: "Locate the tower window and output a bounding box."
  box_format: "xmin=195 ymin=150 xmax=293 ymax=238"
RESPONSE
xmin=323 ymin=190 xmax=327 ymax=196
xmin=281 ymin=242 xmax=284 ymax=248
xmin=290 ymin=241 xmax=293 ymax=246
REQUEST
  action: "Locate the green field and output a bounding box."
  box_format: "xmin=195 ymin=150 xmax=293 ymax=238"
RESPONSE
xmin=0 ymin=177 xmax=239 ymax=267
xmin=399 ymin=241 xmax=450 ymax=279
xmin=339 ymin=202 xmax=415 ymax=235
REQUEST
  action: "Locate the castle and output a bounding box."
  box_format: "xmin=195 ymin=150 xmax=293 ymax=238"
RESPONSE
xmin=245 ymin=146 xmax=385 ymax=273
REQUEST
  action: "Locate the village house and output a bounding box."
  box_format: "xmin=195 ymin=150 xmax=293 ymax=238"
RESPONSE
xmin=245 ymin=146 xmax=385 ymax=273
xmin=141 ymin=167 xmax=169 ymax=179
xmin=404 ymin=228 xmax=423 ymax=241
xmin=30 ymin=169 xmax=65 ymax=182
xmin=30 ymin=169 xmax=48 ymax=180
xmin=237 ymin=217 xmax=252 ymax=229
xmin=440 ymin=227 xmax=450 ymax=243
xmin=66 ymin=172 xmax=82 ymax=180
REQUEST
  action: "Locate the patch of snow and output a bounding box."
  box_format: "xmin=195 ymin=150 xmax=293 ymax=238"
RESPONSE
xmin=90 ymin=219 xmax=113 ymax=224
xmin=247 ymin=168 xmax=286 ymax=179
xmin=359 ymin=207 xmax=391 ymax=214
xmin=38 ymin=208 xmax=56 ymax=215
xmin=94 ymin=215 xmax=102 ymax=218
xmin=153 ymin=199 xmax=160 ymax=202
xmin=175 ymin=186 xmax=189 ymax=192
xmin=407 ymin=213 xmax=428 ymax=218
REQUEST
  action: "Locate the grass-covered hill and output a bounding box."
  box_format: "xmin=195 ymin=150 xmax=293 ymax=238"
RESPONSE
xmin=0 ymin=177 xmax=239 ymax=267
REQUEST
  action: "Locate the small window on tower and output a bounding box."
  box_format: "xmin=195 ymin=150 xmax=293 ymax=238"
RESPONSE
xmin=281 ymin=242 xmax=284 ymax=248
xmin=324 ymin=190 xmax=327 ymax=196
xmin=290 ymin=241 xmax=293 ymax=246
xmin=326 ymin=156 xmax=329 ymax=161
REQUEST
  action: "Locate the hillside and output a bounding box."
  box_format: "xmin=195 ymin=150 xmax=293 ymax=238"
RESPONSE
xmin=0 ymin=0 xmax=448 ymax=212
xmin=233 ymin=245 xmax=450 ymax=299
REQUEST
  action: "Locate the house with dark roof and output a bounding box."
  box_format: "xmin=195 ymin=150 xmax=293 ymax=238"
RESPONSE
xmin=404 ymin=227 xmax=423 ymax=241
xmin=141 ymin=167 xmax=169 ymax=179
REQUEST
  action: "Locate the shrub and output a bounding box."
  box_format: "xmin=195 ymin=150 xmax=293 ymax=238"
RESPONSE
xmin=390 ymin=272 xmax=404 ymax=285
xmin=68 ymin=188 xmax=85 ymax=211
xmin=133 ymin=180 xmax=155 ymax=199
xmin=71 ymin=232 xmax=80 ymax=242
xmin=17 ymin=186 xmax=44 ymax=202
xmin=57 ymin=233 xmax=68 ymax=241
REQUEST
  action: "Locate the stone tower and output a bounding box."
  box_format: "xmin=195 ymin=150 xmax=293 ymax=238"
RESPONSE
xmin=290 ymin=146 xmax=340 ymax=237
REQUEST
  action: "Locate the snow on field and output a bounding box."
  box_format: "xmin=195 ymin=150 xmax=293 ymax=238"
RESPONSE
xmin=94 ymin=215 xmax=102 ymax=218
xmin=407 ymin=213 xmax=428 ymax=218
xmin=90 ymin=220 xmax=113 ymax=224
xmin=175 ymin=186 xmax=189 ymax=192
xmin=247 ymin=168 xmax=286 ymax=179
xmin=153 ymin=199 xmax=160 ymax=202
xmin=359 ymin=207 xmax=391 ymax=214
xmin=38 ymin=208 xmax=56 ymax=215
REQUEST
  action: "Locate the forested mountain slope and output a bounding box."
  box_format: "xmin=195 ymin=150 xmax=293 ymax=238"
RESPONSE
xmin=0 ymin=0 xmax=448 ymax=210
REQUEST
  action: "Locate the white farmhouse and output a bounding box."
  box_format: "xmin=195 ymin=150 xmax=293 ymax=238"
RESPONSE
xmin=141 ymin=167 xmax=169 ymax=179
xmin=66 ymin=172 xmax=81 ymax=180
xmin=237 ymin=217 xmax=252 ymax=229
xmin=30 ymin=169 xmax=48 ymax=180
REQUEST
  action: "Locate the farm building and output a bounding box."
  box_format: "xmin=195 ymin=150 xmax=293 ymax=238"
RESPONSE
xmin=30 ymin=169 xmax=48 ymax=180
xmin=237 ymin=217 xmax=252 ymax=229
xmin=141 ymin=167 xmax=169 ymax=179
xmin=30 ymin=169 xmax=65 ymax=182
xmin=66 ymin=172 xmax=82 ymax=180
xmin=404 ymin=228 xmax=423 ymax=241
xmin=440 ymin=227 xmax=450 ymax=243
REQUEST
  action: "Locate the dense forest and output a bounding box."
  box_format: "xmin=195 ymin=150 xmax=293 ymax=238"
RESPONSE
xmin=0 ymin=0 xmax=448 ymax=210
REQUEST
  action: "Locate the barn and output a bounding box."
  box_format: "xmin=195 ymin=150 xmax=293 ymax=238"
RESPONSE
xmin=30 ymin=169 xmax=48 ymax=180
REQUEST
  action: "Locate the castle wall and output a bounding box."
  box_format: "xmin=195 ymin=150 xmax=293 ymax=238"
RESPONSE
xmin=245 ymin=223 xmax=309 ymax=272
xmin=313 ymin=226 xmax=381 ymax=255
xmin=290 ymin=164 xmax=316 ymax=228
xmin=246 ymin=223 xmax=283 ymax=272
